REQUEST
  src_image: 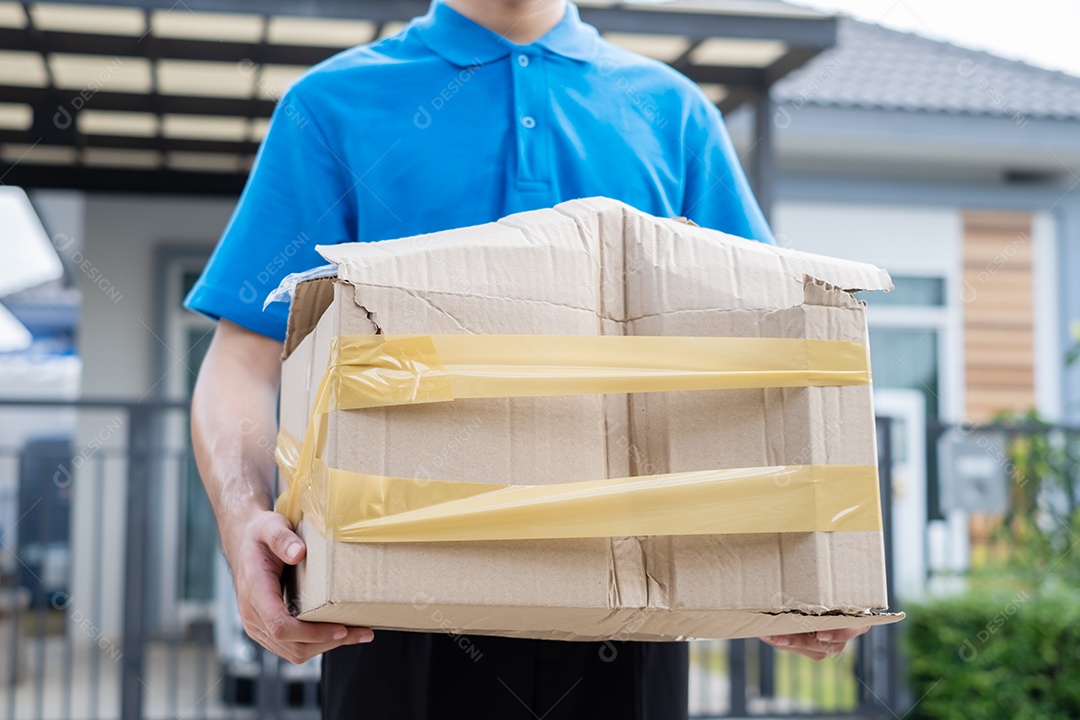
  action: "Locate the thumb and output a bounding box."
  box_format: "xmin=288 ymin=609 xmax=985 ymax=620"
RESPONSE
xmin=262 ymin=513 xmax=306 ymax=565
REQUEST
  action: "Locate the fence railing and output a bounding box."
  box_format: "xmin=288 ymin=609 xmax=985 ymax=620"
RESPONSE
xmin=0 ymin=399 xmax=903 ymax=720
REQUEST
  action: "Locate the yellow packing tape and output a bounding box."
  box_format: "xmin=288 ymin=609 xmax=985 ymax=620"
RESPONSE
xmin=277 ymin=433 xmax=880 ymax=541
xmin=276 ymin=334 xmax=880 ymax=538
xmin=325 ymin=334 xmax=871 ymax=410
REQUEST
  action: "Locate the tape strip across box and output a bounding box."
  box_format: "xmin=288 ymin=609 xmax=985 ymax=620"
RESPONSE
xmin=275 ymin=197 xmax=904 ymax=641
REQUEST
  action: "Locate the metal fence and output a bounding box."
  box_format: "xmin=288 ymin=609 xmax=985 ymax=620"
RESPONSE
xmin=688 ymin=417 xmax=903 ymax=718
xmin=0 ymin=400 xmax=903 ymax=720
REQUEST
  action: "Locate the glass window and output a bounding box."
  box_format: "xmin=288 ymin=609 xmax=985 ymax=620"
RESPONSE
xmin=180 ymin=268 xmax=201 ymax=302
xmin=162 ymin=255 xmax=218 ymax=604
xmin=869 ymin=327 xmax=944 ymax=519
xmin=869 ymin=328 xmax=940 ymax=400
xmin=183 ymin=327 xmax=215 ymax=601
xmin=858 ymin=276 xmax=945 ymax=307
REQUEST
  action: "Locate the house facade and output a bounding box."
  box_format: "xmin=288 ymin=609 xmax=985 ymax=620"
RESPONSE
xmin=760 ymin=18 xmax=1080 ymax=598
xmin=11 ymin=14 xmax=1080 ymax=641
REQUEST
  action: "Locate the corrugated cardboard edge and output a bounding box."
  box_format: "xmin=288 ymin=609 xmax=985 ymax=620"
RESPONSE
xmin=559 ymin=197 xmax=894 ymax=294
xmin=282 ymin=276 xmax=337 ymax=360
xmin=295 ymin=596 xmax=905 ymax=642
xmin=316 ymin=198 xmax=895 ymax=311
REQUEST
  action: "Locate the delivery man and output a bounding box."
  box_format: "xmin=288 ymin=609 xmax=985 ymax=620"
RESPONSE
xmin=185 ymin=1 xmax=869 ymax=718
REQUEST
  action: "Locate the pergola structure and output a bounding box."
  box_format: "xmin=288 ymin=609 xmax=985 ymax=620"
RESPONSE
xmin=0 ymin=0 xmax=837 ymax=216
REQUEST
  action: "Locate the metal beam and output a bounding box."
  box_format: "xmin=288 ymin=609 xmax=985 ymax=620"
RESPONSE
xmin=2 ymin=1 xmax=837 ymax=193
xmin=718 ymin=87 xmax=755 ymax=115
xmin=0 ymin=27 xmax=340 ymax=67
xmin=0 ymin=85 xmax=275 ymax=117
xmin=751 ymin=89 xmax=775 ymax=222
xmin=765 ymin=46 xmax=826 ymax=86
xmin=27 ymin=0 xmax=432 ymax=23
xmin=683 ymin=65 xmax=765 ymax=88
xmin=0 ymin=128 xmax=258 ymax=154
xmin=0 ymin=162 xmax=247 ymax=194
xmin=579 ymin=7 xmax=836 ymax=46
xmin=26 ymin=0 xmax=838 ymax=46
xmin=0 ymin=26 xmax=809 ymax=101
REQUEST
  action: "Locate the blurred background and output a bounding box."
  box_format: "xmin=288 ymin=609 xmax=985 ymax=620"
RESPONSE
xmin=1 ymin=0 xmax=1078 ymax=718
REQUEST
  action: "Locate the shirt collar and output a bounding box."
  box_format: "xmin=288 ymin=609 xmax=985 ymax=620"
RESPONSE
xmin=414 ymin=1 xmax=599 ymax=68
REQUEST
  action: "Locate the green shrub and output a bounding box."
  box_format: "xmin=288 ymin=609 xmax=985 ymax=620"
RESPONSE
xmin=904 ymin=590 xmax=1080 ymax=720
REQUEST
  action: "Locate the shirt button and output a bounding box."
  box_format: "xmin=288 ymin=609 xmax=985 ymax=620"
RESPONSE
xmin=517 ymin=54 xmax=529 ymax=67
xmin=521 ymin=116 xmax=536 ymax=129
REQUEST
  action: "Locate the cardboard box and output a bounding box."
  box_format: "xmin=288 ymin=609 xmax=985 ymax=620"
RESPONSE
xmin=278 ymin=197 xmax=903 ymax=641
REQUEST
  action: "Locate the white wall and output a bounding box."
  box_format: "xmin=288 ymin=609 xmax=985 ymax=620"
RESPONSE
xmin=774 ymin=201 xmax=966 ymax=419
xmin=80 ymin=195 xmax=233 ymax=399
xmin=1032 ymin=213 xmax=1061 ymax=419
xmin=772 ymin=201 xmax=963 ymax=277
xmin=70 ymin=194 xmax=233 ymax=640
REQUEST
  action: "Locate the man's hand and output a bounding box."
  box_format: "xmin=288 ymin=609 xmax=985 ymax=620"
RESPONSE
xmin=192 ymin=320 xmax=374 ymax=665
xmin=228 ymin=510 xmax=374 ymax=664
xmin=760 ymin=626 xmax=871 ymax=661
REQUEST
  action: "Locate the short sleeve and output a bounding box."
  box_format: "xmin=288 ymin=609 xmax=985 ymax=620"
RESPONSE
xmin=184 ymin=89 xmax=356 ymax=340
xmin=681 ymin=100 xmax=774 ymax=244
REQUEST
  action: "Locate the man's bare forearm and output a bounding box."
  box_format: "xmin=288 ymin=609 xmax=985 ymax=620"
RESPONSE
xmin=189 ymin=319 xmax=371 ymax=660
xmin=191 ymin=319 xmax=284 ymax=555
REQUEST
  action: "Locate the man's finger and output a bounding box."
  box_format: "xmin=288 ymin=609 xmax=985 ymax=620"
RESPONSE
xmin=813 ymin=626 xmax=871 ymax=644
xmin=275 ymin=629 xmax=376 ymax=665
xmin=761 ymin=637 xmax=835 ymax=661
xmin=247 ymin=567 xmax=351 ymax=644
xmin=256 ymin=622 xmax=374 ymax=650
xmin=263 ymin=628 xmax=375 ymax=665
xmin=259 ymin=513 xmax=306 ymax=565
xmin=762 ymin=634 xmax=847 ymax=656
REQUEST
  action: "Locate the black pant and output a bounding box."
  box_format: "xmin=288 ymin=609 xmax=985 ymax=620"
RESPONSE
xmin=321 ymin=631 xmax=688 ymax=720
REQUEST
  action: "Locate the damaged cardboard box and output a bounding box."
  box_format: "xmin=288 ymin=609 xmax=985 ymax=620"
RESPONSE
xmin=276 ymin=197 xmax=904 ymax=641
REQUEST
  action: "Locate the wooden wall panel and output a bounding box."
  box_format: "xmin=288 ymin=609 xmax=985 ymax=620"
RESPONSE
xmin=962 ymin=210 xmax=1035 ymax=421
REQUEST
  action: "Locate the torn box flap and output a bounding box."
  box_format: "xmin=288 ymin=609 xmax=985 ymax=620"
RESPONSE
xmin=552 ymin=197 xmax=893 ymax=299
xmin=282 ymin=277 xmax=336 ymax=360
xmin=311 ymin=197 xmax=892 ymax=332
xmin=802 ymin=276 xmax=866 ymax=309
xmin=552 ymin=198 xmax=892 ymax=319
xmin=311 ymin=209 xmax=611 ymax=335
xmin=263 ymin=263 xmax=338 ymax=310
xmin=315 ymin=210 xmax=599 ymax=314
xmin=772 ymin=242 xmax=893 ymax=295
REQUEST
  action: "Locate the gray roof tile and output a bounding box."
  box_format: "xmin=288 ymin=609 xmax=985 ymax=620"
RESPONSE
xmin=772 ymin=18 xmax=1080 ymax=121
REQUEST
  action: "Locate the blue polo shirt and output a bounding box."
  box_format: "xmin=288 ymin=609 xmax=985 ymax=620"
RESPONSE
xmin=185 ymin=0 xmax=773 ymax=340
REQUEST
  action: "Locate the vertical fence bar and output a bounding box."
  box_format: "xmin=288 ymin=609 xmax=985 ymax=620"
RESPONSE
xmin=89 ymin=455 xmax=106 ymax=719
xmin=58 ymin=453 xmax=73 ymax=720
xmin=4 ymin=461 xmax=21 ymax=720
xmin=791 ymin=642 xmax=803 ymax=714
xmin=855 ymin=630 xmax=870 ymax=712
xmin=121 ymin=405 xmax=151 ymax=720
xmin=757 ymin=640 xmax=774 ymax=704
xmin=858 ymin=416 xmax=900 ymax=717
xmin=168 ymin=450 xmax=183 ymax=718
xmin=32 ymin=450 xmax=52 ymax=720
xmin=257 ymin=647 xmax=282 ymax=720
xmin=729 ymin=638 xmax=747 ymax=717
xmin=881 ymin=417 xmax=900 ymax=713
